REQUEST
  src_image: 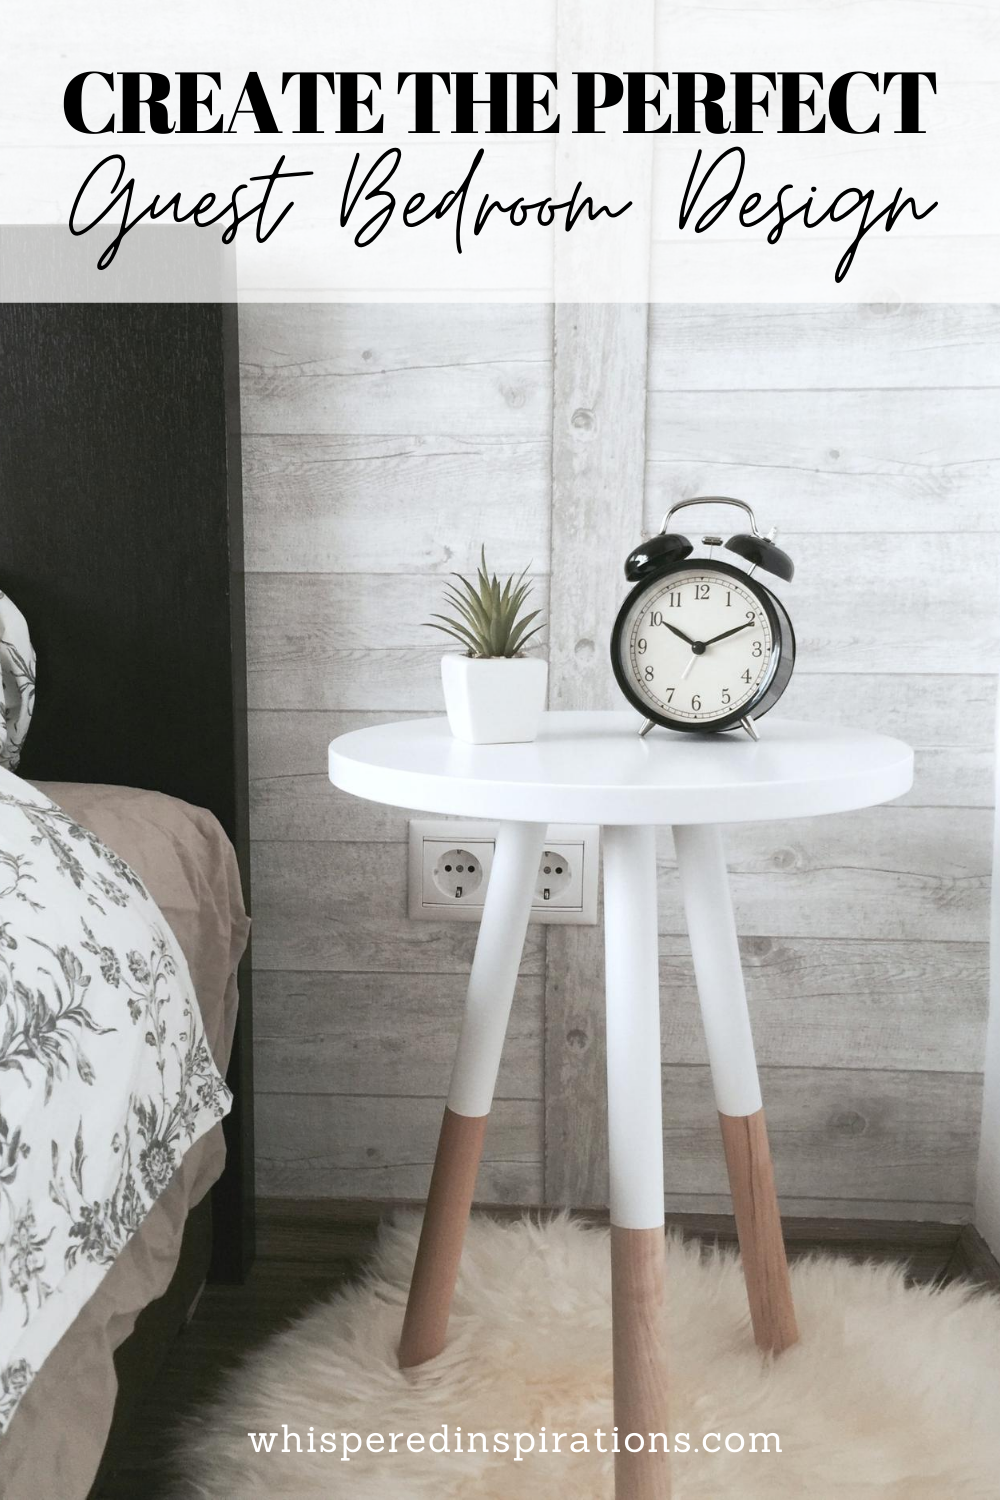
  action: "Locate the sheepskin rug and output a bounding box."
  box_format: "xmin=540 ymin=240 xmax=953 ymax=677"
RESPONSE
xmin=175 ymin=1214 xmax=1000 ymax=1498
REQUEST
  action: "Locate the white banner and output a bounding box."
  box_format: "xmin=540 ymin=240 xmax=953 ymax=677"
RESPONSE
xmin=2 ymin=0 xmax=996 ymax=300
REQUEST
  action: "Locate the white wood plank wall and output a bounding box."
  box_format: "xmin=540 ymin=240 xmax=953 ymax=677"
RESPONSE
xmin=244 ymin=301 xmax=996 ymax=1220
xmin=243 ymin=304 xmax=553 ymax=1200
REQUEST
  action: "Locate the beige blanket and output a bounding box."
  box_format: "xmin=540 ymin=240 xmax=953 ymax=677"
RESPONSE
xmin=0 ymin=783 xmax=249 ymax=1500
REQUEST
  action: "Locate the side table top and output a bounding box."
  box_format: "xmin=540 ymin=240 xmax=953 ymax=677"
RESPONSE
xmin=328 ymin=711 xmax=914 ymax=826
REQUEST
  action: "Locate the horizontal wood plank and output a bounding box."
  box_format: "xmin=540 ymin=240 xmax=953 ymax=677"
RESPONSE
xmin=657 ymin=936 xmax=988 ymax=1074
xmin=779 ymin=675 xmax=995 ymax=807
xmin=251 ymin=647 xmax=444 ymax=713
xmin=248 ymin=570 xmax=550 ymax=651
xmin=243 ymin=435 xmax=550 ymax=575
xmin=657 ymin=807 xmax=992 ymax=944
xmin=645 ymin=388 xmax=1000 ymax=533
xmin=253 ymin=970 xmax=543 ymax=1099
xmin=255 ymin=1065 xmax=978 ymax=1211
xmin=240 ymin=303 xmax=553 ymax=437
xmin=246 ymin=572 xmax=550 ymax=711
xmin=664 ymin=1065 xmax=977 ymax=1209
xmin=255 ymin=1093 xmax=543 ymax=1202
xmin=764 ymin=533 xmax=999 ymax=674
xmin=250 ymin=710 xmax=426 ymax=841
xmin=649 ymin=304 xmax=1000 ymax=395
xmin=251 ymin=839 xmax=546 ymax=974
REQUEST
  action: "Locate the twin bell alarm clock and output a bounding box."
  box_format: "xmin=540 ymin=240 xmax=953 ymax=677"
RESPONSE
xmin=610 ymin=497 xmax=795 ymax=740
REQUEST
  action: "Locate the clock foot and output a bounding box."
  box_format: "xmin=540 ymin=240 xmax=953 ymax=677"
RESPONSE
xmin=639 ymin=718 xmax=657 ymax=739
xmin=741 ymin=716 xmax=759 ymax=742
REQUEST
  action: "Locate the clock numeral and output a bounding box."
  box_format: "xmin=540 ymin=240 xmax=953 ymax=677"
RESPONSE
xmin=644 ymin=665 xmax=655 ymax=682
xmin=694 ymin=583 xmax=710 ymax=601
xmin=751 ymin=640 xmax=763 ymax=657
xmin=721 ymin=688 xmax=731 ymax=705
xmin=725 ymin=592 xmax=732 ymax=607
xmin=637 ymin=637 xmax=647 ymax=654
xmin=691 ymin=694 xmax=701 ymax=711
xmin=668 ymin=592 xmax=682 ymax=608
xmin=664 ymin=688 xmax=674 ymax=702
xmin=746 ymin=609 xmax=755 ymax=621
xmin=741 ymin=669 xmax=752 ymax=684
xmin=648 ymin=610 xmax=663 ymax=626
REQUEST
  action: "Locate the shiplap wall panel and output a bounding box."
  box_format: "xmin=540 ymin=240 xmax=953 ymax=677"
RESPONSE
xmin=240 ymin=304 xmax=553 ymax=437
xmin=254 ymin=971 xmax=543 ymax=1100
xmin=543 ymin=300 xmax=996 ymax=1214
xmin=544 ymin=302 xmax=650 ymax=1205
xmin=254 ymin=1067 xmax=978 ymax=1213
xmin=250 ymin=711 xmax=425 ymax=843
xmin=243 ymin=301 xmax=553 ymax=1204
xmin=645 ymin=388 xmax=1000 ymax=533
xmin=658 ymin=936 xmax=987 ymax=1074
xmin=547 ymin=1066 xmax=981 ymax=1215
xmin=247 ymin=573 xmax=550 ymax=711
xmin=243 ymin=435 xmax=550 ymax=576
xmin=252 ymin=840 xmax=546 ymax=974
xmin=244 ymin=297 xmax=994 ymax=1217
xmin=653 ymin=1065 xmax=981 ymax=1210
xmin=655 ymin=809 xmax=990 ymax=944
xmin=778 ymin=676 xmax=995 ymax=808
xmin=256 ymin=1094 xmax=544 ymax=1202
xmin=648 ymin=305 xmax=1000 ymax=394
xmin=664 ymin=1065 xmax=980 ymax=1207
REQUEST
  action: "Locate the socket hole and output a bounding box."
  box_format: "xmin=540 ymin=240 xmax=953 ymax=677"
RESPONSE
xmin=433 ymin=847 xmax=485 ymax=901
xmin=536 ymin=850 xmax=572 ymax=902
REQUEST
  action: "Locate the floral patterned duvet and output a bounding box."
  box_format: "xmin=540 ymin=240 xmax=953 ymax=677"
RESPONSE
xmin=0 ymin=768 xmax=231 ymax=1434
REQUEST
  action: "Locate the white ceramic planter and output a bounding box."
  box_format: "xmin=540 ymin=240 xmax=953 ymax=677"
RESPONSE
xmin=441 ymin=654 xmax=548 ymax=745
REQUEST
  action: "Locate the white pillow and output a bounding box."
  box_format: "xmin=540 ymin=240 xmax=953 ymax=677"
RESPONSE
xmin=0 ymin=589 xmax=35 ymax=771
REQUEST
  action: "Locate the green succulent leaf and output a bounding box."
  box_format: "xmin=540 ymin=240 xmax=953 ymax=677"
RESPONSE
xmin=427 ymin=550 xmax=546 ymax=658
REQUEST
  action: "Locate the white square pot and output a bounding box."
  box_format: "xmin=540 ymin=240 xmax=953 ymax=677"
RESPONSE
xmin=441 ymin=654 xmax=548 ymax=745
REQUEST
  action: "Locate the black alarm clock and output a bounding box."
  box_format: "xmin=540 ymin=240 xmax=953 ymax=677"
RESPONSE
xmin=610 ymin=497 xmax=795 ymax=740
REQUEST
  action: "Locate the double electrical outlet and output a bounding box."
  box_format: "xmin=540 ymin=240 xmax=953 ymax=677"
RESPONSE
xmin=408 ymin=820 xmax=600 ymax=925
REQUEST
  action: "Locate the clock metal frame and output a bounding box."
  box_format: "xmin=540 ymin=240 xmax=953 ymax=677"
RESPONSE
xmin=610 ymin=556 xmax=796 ymax=735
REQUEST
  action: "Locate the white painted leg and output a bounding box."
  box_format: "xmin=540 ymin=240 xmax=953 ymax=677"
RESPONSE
xmin=603 ymin=825 xmax=671 ymax=1500
xmin=399 ymin=819 xmax=546 ymax=1369
xmin=672 ymin=823 xmax=798 ymax=1354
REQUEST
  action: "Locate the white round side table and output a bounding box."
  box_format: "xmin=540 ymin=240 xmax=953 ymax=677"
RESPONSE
xmin=329 ymin=710 xmax=913 ymax=1500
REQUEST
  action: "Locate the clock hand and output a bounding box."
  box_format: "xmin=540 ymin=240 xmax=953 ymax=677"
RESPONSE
xmin=681 ymin=654 xmax=698 ymax=682
xmin=702 ymin=620 xmax=755 ymax=648
xmin=664 ymin=622 xmax=697 ymax=647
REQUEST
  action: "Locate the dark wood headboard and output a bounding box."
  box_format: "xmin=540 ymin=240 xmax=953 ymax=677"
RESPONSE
xmin=0 ymin=295 xmax=254 ymax=1280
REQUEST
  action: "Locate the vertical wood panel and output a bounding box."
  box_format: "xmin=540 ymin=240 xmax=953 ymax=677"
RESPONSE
xmin=543 ymin=0 xmax=655 ymax=1207
xmin=544 ymin=305 xmax=650 ymax=1205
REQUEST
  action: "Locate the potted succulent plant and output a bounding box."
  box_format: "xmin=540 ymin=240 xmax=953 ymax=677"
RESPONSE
xmin=426 ymin=550 xmax=547 ymax=744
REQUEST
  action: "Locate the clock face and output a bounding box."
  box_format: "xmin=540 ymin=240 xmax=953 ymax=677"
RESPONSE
xmin=614 ymin=566 xmax=779 ymax=728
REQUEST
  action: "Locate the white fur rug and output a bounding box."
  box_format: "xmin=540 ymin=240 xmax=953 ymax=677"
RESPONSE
xmin=175 ymin=1214 xmax=1000 ymax=1498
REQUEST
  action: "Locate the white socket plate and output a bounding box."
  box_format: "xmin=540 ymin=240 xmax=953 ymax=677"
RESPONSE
xmin=408 ymin=819 xmax=600 ymax=924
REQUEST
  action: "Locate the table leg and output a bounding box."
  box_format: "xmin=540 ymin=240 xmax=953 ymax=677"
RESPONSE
xmin=672 ymin=823 xmax=798 ymax=1355
xmin=398 ymin=819 xmax=546 ymax=1370
xmin=603 ymin=825 xmax=671 ymax=1500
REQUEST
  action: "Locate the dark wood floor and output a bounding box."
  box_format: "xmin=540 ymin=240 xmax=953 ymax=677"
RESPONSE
xmin=94 ymin=1201 xmax=999 ymax=1499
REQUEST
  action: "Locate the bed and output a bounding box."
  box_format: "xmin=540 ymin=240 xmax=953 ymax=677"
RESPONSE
xmin=0 ymin=283 xmax=252 ymax=1497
